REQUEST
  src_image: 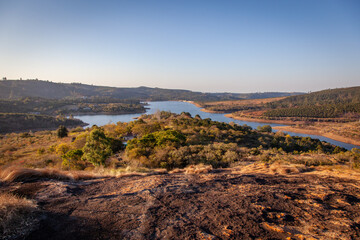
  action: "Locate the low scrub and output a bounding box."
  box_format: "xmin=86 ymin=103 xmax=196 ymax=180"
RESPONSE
xmin=0 ymin=193 xmax=38 ymax=240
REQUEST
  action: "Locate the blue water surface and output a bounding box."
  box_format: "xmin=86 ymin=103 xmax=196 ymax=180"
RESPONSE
xmin=75 ymin=101 xmax=359 ymax=150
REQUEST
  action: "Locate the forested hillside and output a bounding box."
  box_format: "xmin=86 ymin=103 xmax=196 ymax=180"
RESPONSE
xmin=0 ymin=97 xmax=145 ymax=115
xmin=0 ymin=79 xmax=302 ymax=101
xmin=264 ymin=87 xmax=360 ymax=118
xmin=0 ymin=113 xmax=85 ymax=133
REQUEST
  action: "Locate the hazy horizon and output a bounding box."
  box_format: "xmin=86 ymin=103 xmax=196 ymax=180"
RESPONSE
xmin=1 ymin=0 xmax=359 ymax=93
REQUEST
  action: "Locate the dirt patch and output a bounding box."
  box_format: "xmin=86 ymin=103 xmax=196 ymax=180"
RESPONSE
xmin=1 ymin=167 xmax=360 ymax=239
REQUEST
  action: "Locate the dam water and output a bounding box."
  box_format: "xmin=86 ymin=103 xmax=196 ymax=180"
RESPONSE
xmin=75 ymin=101 xmax=359 ymax=150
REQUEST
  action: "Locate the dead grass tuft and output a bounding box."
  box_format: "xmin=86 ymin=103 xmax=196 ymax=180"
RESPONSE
xmin=0 ymin=167 xmax=97 ymax=182
xmin=185 ymin=164 xmax=213 ymax=174
xmin=269 ymin=163 xmax=309 ymax=175
xmin=168 ymin=168 xmax=185 ymax=174
xmin=0 ymin=193 xmax=38 ymax=239
xmin=232 ymin=162 xmax=310 ymax=175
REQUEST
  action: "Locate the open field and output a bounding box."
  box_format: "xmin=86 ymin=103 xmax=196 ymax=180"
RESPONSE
xmin=1 ymin=163 xmax=360 ymax=239
xmin=196 ymin=97 xmax=285 ymax=113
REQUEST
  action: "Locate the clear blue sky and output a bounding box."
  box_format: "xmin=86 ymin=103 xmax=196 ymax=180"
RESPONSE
xmin=1 ymin=0 xmax=359 ymax=93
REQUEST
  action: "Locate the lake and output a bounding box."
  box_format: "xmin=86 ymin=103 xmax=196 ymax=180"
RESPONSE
xmin=75 ymin=101 xmax=360 ymax=150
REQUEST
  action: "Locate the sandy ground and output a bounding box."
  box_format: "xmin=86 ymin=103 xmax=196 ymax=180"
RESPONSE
xmin=2 ymin=165 xmax=360 ymax=240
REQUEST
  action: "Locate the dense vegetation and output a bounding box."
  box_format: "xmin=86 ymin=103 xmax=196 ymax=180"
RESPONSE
xmin=121 ymin=112 xmax=347 ymax=169
xmin=1 ymin=112 xmax=359 ymax=172
xmin=198 ymin=86 xmax=360 ymax=121
xmin=0 ymin=79 xmax=301 ymax=101
xmin=268 ymin=87 xmax=360 ymax=107
xmin=264 ymin=87 xmax=360 ymax=119
xmin=264 ymin=103 xmax=360 ymax=118
xmin=0 ymin=113 xmax=85 ymax=133
xmin=0 ymin=97 xmax=145 ymax=115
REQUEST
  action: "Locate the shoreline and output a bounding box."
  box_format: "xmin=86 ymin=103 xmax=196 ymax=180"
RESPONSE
xmin=224 ymin=113 xmax=300 ymax=125
xmin=273 ymin=126 xmax=360 ymax=147
xmin=228 ymin=114 xmax=360 ymax=147
xmin=189 ymin=102 xmax=360 ymax=148
xmin=70 ymin=110 xmax=146 ymax=116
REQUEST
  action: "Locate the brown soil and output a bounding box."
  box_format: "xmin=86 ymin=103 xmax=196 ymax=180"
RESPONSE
xmin=2 ymin=167 xmax=360 ymax=240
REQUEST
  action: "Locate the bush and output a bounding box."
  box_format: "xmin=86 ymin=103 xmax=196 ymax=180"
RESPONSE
xmin=82 ymin=128 xmax=113 ymax=167
xmin=57 ymin=125 xmax=68 ymax=138
xmin=257 ymin=125 xmax=272 ymax=133
xmin=55 ymin=143 xmax=70 ymax=156
xmin=62 ymin=149 xmax=85 ymax=170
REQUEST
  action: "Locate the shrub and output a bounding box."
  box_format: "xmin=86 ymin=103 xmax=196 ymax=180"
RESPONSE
xmin=62 ymin=149 xmax=85 ymax=170
xmin=257 ymin=125 xmax=272 ymax=133
xmin=57 ymin=125 xmax=68 ymax=138
xmin=55 ymin=143 xmax=70 ymax=156
xmin=82 ymin=128 xmax=113 ymax=167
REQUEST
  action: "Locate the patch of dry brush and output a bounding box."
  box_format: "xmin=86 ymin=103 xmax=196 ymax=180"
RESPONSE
xmin=0 ymin=167 xmax=96 ymax=182
xmin=0 ymin=193 xmax=38 ymax=240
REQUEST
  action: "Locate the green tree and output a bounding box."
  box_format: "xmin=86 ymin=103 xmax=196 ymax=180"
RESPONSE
xmin=82 ymin=128 xmax=113 ymax=166
xmin=62 ymin=149 xmax=85 ymax=170
xmin=57 ymin=125 xmax=68 ymax=138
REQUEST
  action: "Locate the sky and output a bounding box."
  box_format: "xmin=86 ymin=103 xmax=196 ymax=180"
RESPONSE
xmin=0 ymin=0 xmax=359 ymax=93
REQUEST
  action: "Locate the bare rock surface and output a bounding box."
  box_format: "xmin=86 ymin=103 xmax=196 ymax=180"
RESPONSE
xmin=4 ymin=169 xmax=360 ymax=240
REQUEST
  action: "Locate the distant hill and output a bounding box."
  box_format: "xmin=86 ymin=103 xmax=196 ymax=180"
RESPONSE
xmin=0 ymin=79 xmax=302 ymax=101
xmin=267 ymin=86 xmax=360 ymax=107
xmin=0 ymin=113 xmax=85 ymax=133
xmin=264 ymin=86 xmax=360 ymax=118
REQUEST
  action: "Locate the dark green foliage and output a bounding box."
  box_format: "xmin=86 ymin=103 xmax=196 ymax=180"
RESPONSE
xmin=82 ymin=128 xmax=113 ymax=167
xmin=0 ymin=97 xmax=145 ymax=115
xmin=264 ymin=103 xmax=360 ymax=118
xmin=264 ymin=87 xmax=360 ymax=119
xmin=57 ymin=125 xmax=68 ymax=138
xmin=62 ymin=149 xmax=85 ymax=170
xmin=122 ymin=112 xmax=345 ymax=169
xmin=110 ymin=138 xmax=124 ymax=153
xmin=0 ymin=113 xmax=84 ymax=134
xmin=257 ymin=125 xmax=272 ymax=132
xmin=127 ymin=130 xmax=186 ymax=150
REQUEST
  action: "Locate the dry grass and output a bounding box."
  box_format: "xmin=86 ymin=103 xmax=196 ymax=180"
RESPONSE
xmin=269 ymin=162 xmax=310 ymax=175
xmin=196 ymin=97 xmax=285 ymax=116
xmin=0 ymin=130 xmax=83 ymax=168
xmin=0 ymin=166 xmax=169 ymax=183
xmin=0 ymin=167 xmax=97 ymax=182
xmin=199 ymin=97 xmax=285 ymax=108
xmin=0 ymin=193 xmax=38 ymax=240
xmin=232 ymin=162 xmax=310 ymax=175
xmin=184 ymin=164 xmax=213 ymax=174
